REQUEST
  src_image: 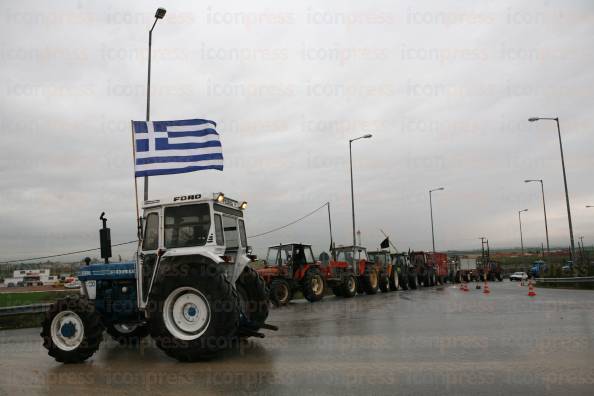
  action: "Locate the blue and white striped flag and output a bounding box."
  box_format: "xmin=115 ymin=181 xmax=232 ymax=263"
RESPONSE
xmin=132 ymin=118 xmax=223 ymax=177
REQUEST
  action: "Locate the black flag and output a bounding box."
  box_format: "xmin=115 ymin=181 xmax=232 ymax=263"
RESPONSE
xmin=380 ymin=237 xmax=390 ymax=249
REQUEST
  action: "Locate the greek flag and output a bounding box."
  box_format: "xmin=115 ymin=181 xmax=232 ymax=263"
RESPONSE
xmin=132 ymin=118 xmax=223 ymax=177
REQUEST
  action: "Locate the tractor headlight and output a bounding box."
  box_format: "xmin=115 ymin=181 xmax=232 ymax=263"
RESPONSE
xmin=216 ymin=192 xmax=225 ymax=203
xmin=239 ymin=201 xmax=248 ymax=210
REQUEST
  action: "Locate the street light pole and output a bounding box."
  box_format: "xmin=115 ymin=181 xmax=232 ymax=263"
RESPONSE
xmin=528 ymin=117 xmax=575 ymax=260
xmin=518 ymin=209 xmax=528 ymax=256
xmin=525 ymin=179 xmax=550 ymax=254
xmin=349 ymin=134 xmax=372 ymax=266
xmin=429 ymin=187 xmax=445 ymax=253
xmin=144 ymin=8 xmax=167 ymax=202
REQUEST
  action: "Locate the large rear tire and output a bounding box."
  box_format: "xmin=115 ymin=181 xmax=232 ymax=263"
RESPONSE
xmin=389 ymin=270 xmax=400 ymax=291
xmin=379 ymin=272 xmax=390 ymax=293
xmin=302 ymin=268 xmax=325 ymax=303
xmin=236 ymin=266 xmax=269 ymax=329
xmin=269 ymin=278 xmax=292 ymax=306
xmin=148 ymin=260 xmax=240 ymax=361
xmin=41 ymin=295 xmax=103 ymax=363
xmin=399 ymin=273 xmax=409 ymax=290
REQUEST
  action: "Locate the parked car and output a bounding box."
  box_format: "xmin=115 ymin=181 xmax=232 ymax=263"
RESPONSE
xmin=64 ymin=279 xmax=81 ymax=289
xmin=509 ymin=272 xmax=528 ymax=281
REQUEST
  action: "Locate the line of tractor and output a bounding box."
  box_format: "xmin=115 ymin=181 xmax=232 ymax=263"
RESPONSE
xmin=257 ymin=243 xmax=504 ymax=306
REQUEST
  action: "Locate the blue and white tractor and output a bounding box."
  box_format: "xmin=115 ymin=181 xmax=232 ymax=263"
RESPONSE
xmin=41 ymin=192 xmax=275 ymax=363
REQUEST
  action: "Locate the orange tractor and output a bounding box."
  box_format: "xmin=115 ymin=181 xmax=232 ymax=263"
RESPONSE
xmin=368 ymin=250 xmax=399 ymax=292
xmin=322 ymin=245 xmax=382 ymax=297
xmin=257 ymin=243 xmax=325 ymax=305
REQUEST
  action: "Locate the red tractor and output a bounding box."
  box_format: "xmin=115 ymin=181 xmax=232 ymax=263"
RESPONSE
xmin=427 ymin=252 xmax=449 ymax=284
xmin=409 ymin=251 xmax=437 ymax=287
xmin=368 ymin=250 xmax=399 ymax=292
xmin=257 ymin=243 xmax=325 ymax=306
xmin=322 ymin=245 xmax=381 ymax=297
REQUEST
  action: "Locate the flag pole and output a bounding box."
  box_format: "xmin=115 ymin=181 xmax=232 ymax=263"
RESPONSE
xmin=130 ymin=121 xmax=141 ymax=241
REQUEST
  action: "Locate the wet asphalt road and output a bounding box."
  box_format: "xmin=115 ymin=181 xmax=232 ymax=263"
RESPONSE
xmin=1 ymin=281 xmax=593 ymax=396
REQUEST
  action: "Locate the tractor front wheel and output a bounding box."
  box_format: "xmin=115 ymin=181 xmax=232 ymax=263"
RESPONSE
xmin=303 ymin=269 xmax=325 ymax=303
xmin=41 ymin=295 xmax=103 ymax=363
xmin=408 ymin=273 xmax=417 ymax=289
xmin=269 ymin=279 xmax=292 ymax=306
xmin=362 ymin=268 xmax=379 ymax=295
xmin=236 ymin=266 xmax=269 ymax=330
xmin=379 ymin=272 xmax=390 ymax=293
xmin=341 ymin=275 xmax=357 ymax=298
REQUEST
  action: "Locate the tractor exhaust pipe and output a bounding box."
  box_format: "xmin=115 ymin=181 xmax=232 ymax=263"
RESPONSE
xmin=99 ymin=212 xmax=112 ymax=264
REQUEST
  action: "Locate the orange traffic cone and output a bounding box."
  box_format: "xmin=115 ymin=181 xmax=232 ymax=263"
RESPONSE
xmin=483 ymin=281 xmax=490 ymax=294
xmin=527 ymin=280 xmax=536 ymax=297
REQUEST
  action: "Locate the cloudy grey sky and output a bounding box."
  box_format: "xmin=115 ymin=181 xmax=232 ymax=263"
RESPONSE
xmin=1 ymin=0 xmax=593 ymax=262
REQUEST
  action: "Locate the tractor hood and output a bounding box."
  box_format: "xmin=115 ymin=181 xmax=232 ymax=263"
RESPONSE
xmin=78 ymin=262 xmax=136 ymax=281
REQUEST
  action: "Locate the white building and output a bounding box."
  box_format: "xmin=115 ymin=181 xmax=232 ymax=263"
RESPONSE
xmin=2 ymin=269 xmax=59 ymax=287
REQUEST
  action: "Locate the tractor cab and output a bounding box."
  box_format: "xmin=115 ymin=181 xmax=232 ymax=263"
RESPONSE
xmin=138 ymin=192 xmax=250 ymax=308
xmin=333 ymin=245 xmax=369 ymax=269
xmin=264 ymin=243 xmax=316 ymax=272
xmin=257 ymin=243 xmax=325 ymax=305
xmin=368 ymin=250 xmax=391 ymax=270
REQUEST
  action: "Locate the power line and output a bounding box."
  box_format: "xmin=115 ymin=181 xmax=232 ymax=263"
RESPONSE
xmin=0 ymin=240 xmax=138 ymax=265
xmin=3 ymin=203 xmax=332 ymax=262
xmin=248 ymin=202 xmax=329 ymax=238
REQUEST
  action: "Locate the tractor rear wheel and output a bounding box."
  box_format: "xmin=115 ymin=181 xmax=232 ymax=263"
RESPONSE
xmin=236 ymin=266 xmax=269 ymax=329
xmin=269 ymin=278 xmax=292 ymax=306
xmin=362 ymin=268 xmax=379 ymax=295
xmin=41 ymin=295 xmax=103 ymax=363
xmin=148 ymin=260 xmax=240 ymax=361
xmin=408 ymin=273 xmax=417 ymax=289
xmin=379 ymin=272 xmax=390 ymax=293
xmin=106 ymin=323 xmax=149 ymax=346
xmin=389 ymin=270 xmax=400 ymax=291
xmin=302 ymin=269 xmax=325 ymax=302
xmin=341 ymin=275 xmax=357 ymax=298
xmin=399 ymin=273 xmax=409 ymax=290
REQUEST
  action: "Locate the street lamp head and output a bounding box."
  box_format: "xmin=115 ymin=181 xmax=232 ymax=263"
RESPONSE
xmin=587 ymin=205 xmax=593 ymax=208
xmin=363 ymin=134 xmax=372 ymax=139
xmin=155 ymin=8 xmax=167 ymax=19
xmin=528 ymin=117 xmax=540 ymax=122
xmin=520 ymin=209 xmax=528 ymax=213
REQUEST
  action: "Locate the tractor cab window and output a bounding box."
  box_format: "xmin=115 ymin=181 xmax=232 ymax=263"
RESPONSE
xmin=265 ymin=248 xmax=280 ymax=266
xmin=164 ymin=204 xmax=210 ymax=248
xmin=214 ymin=214 xmax=224 ymax=245
xmin=238 ymin=219 xmax=247 ymax=248
xmin=304 ymin=247 xmax=314 ymax=263
xmin=143 ymin=213 xmax=159 ymax=250
xmin=354 ymin=249 xmax=368 ymax=262
xmin=265 ymin=246 xmax=293 ymax=266
xmin=336 ymin=250 xmax=354 ymax=264
xmin=222 ymin=215 xmax=239 ymax=250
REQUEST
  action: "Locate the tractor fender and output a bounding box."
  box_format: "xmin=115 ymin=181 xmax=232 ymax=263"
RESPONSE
xmin=146 ymin=250 xmax=227 ymax=304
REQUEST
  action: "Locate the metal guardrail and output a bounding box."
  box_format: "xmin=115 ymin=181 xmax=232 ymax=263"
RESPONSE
xmin=535 ymin=276 xmax=594 ymax=283
xmin=0 ymin=303 xmax=51 ymax=317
